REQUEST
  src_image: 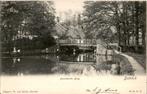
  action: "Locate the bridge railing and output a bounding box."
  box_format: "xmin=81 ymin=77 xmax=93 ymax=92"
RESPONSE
xmin=58 ymin=39 xmax=99 ymax=45
xmin=58 ymin=39 xmax=108 ymax=48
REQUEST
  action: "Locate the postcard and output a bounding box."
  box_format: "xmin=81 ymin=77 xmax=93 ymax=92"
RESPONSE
xmin=0 ymin=0 xmax=146 ymax=94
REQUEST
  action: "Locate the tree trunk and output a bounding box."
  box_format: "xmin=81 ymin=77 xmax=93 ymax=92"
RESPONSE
xmin=135 ymin=2 xmax=139 ymax=52
xmin=142 ymin=2 xmax=146 ymax=54
xmin=114 ymin=3 xmax=121 ymax=46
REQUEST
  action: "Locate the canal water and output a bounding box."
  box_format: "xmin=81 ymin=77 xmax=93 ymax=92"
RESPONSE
xmin=1 ymin=52 xmax=134 ymax=76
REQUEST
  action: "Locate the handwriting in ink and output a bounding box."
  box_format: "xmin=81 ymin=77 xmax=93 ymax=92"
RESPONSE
xmin=86 ymin=87 xmax=119 ymax=94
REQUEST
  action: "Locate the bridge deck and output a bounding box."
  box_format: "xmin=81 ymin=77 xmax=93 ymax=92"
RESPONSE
xmin=59 ymin=43 xmax=97 ymax=47
xmin=59 ymin=61 xmax=95 ymax=64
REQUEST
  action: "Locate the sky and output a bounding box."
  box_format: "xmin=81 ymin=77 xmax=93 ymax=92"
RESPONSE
xmin=54 ymin=0 xmax=84 ymax=14
xmin=54 ymin=0 xmax=84 ymax=21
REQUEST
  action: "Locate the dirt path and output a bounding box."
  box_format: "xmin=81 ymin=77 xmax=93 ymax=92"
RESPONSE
xmin=115 ymin=50 xmax=145 ymax=75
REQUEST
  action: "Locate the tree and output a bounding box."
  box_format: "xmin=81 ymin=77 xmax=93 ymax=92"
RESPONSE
xmin=82 ymin=1 xmax=116 ymax=42
xmin=1 ymin=1 xmax=56 ymax=51
xmin=82 ymin=1 xmax=146 ymax=53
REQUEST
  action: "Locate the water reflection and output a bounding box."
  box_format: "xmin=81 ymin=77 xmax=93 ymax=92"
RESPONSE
xmin=1 ymin=52 xmax=134 ymax=76
xmin=59 ymin=52 xmax=96 ymax=62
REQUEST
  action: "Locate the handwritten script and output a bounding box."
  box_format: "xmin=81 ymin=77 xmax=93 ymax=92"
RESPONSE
xmin=86 ymin=87 xmax=119 ymax=94
xmin=124 ymin=75 xmax=137 ymax=80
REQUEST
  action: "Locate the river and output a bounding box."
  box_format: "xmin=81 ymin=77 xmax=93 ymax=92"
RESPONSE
xmin=1 ymin=52 xmax=134 ymax=76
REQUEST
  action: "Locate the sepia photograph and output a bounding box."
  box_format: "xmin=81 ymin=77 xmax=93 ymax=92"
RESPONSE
xmin=0 ymin=0 xmax=146 ymax=94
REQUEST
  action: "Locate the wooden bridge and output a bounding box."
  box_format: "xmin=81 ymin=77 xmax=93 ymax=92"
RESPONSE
xmin=57 ymin=39 xmax=107 ymax=48
xmin=56 ymin=39 xmax=121 ymax=53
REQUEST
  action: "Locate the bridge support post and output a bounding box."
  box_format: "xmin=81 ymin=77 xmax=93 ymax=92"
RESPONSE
xmin=73 ymin=48 xmax=76 ymax=55
xmin=56 ymin=38 xmax=60 ymax=54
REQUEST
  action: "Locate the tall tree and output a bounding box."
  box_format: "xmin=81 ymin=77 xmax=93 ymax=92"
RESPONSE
xmin=82 ymin=1 xmax=146 ymax=52
xmin=82 ymin=1 xmax=118 ymax=42
xmin=1 ymin=1 xmax=56 ymax=51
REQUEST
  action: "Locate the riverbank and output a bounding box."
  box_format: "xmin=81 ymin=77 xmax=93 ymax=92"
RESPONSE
xmin=114 ymin=51 xmax=145 ymax=75
xmin=1 ymin=46 xmax=58 ymax=57
xmin=125 ymin=52 xmax=146 ymax=69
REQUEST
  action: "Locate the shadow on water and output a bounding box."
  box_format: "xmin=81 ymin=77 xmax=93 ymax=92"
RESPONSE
xmin=1 ymin=52 xmax=134 ymax=76
xmin=1 ymin=55 xmax=57 ymax=75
